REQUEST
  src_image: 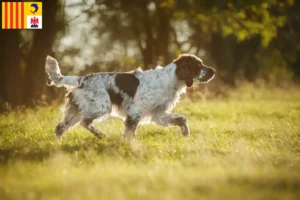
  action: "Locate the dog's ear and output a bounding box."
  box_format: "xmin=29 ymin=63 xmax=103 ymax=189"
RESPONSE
xmin=174 ymin=54 xmax=200 ymax=87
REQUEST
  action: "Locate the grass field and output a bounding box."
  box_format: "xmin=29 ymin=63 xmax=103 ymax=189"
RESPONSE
xmin=0 ymin=85 xmax=300 ymax=200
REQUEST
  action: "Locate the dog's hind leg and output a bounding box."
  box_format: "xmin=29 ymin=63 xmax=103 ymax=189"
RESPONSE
xmin=80 ymin=117 xmax=107 ymax=139
xmin=55 ymin=100 xmax=81 ymax=139
xmin=78 ymin=92 xmax=111 ymax=139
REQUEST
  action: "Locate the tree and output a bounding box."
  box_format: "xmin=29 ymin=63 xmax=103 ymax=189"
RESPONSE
xmin=0 ymin=0 xmax=63 ymax=108
xmin=23 ymin=0 xmax=61 ymax=105
xmin=96 ymin=0 xmax=174 ymax=68
xmin=0 ymin=31 xmax=23 ymax=107
xmin=175 ymin=0 xmax=295 ymax=84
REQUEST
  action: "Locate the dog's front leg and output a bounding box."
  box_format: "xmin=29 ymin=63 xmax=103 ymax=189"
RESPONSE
xmin=171 ymin=114 xmax=190 ymax=137
xmin=123 ymin=114 xmax=140 ymax=140
xmin=152 ymin=113 xmax=190 ymax=137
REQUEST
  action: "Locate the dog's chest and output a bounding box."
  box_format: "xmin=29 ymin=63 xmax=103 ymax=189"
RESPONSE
xmin=152 ymin=85 xmax=182 ymax=112
xmin=134 ymin=68 xmax=184 ymax=113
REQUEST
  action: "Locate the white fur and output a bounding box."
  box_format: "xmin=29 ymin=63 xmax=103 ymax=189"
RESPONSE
xmin=45 ymin=56 xmax=187 ymax=124
xmin=45 ymin=56 xmax=79 ymax=87
xmin=72 ymin=63 xmax=185 ymax=123
xmin=45 ymin=55 xmax=216 ymax=139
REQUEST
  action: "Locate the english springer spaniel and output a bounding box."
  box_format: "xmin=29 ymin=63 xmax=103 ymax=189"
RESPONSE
xmin=45 ymin=54 xmax=216 ymax=140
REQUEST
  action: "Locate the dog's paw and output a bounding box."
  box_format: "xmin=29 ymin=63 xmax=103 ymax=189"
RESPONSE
xmin=55 ymin=133 xmax=63 ymax=141
xmin=55 ymin=123 xmax=65 ymax=140
xmin=181 ymin=126 xmax=190 ymax=137
xmin=95 ymin=132 xmax=106 ymax=139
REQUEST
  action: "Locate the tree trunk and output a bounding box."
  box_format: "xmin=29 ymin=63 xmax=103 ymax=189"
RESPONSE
xmin=156 ymin=3 xmax=171 ymax=65
xmin=210 ymin=33 xmax=239 ymax=85
xmin=0 ymin=31 xmax=23 ymax=107
xmin=139 ymin=0 xmax=155 ymax=68
xmin=23 ymin=0 xmax=59 ymax=105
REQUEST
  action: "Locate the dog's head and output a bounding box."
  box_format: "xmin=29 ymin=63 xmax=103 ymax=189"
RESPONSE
xmin=174 ymin=54 xmax=216 ymax=87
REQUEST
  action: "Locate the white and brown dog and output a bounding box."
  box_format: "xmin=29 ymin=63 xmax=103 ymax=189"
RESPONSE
xmin=45 ymin=54 xmax=216 ymax=140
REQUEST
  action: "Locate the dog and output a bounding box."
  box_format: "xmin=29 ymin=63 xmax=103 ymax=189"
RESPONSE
xmin=45 ymin=54 xmax=216 ymax=140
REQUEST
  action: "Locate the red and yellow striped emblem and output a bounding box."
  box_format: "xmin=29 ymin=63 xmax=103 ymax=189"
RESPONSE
xmin=2 ymin=2 xmax=42 ymax=29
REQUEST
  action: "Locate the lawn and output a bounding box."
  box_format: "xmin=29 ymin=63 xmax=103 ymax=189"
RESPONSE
xmin=0 ymin=85 xmax=300 ymax=200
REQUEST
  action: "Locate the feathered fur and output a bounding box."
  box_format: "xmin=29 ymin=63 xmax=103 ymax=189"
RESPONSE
xmin=45 ymin=56 xmax=78 ymax=87
xmin=45 ymin=54 xmax=216 ymax=140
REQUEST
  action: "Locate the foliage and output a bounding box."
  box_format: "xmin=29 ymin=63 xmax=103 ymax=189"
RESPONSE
xmin=182 ymin=0 xmax=291 ymax=46
xmin=60 ymin=0 xmax=299 ymax=82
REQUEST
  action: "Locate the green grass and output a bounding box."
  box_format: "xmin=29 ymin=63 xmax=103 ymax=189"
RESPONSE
xmin=0 ymin=85 xmax=300 ymax=200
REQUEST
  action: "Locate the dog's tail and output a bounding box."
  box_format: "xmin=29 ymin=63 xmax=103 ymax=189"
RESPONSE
xmin=45 ymin=56 xmax=78 ymax=87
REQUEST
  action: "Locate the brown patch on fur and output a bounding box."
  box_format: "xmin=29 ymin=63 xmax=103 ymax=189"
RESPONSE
xmin=115 ymin=73 xmax=140 ymax=98
xmin=174 ymin=54 xmax=202 ymax=87
xmin=107 ymin=88 xmax=123 ymax=107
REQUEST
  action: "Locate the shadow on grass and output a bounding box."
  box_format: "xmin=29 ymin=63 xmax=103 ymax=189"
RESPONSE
xmin=227 ymin=177 xmax=300 ymax=191
xmin=0 ymin=186 xmax=14 ymax=200
xmin=0 ymin=136 xmax=128 ymax=163
xmin=0 ymin=134 xmax=230 ymax=164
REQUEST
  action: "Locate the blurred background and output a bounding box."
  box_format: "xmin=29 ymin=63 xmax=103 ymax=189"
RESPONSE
xmin=0 ymin=0 xmax=299 ymax=110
